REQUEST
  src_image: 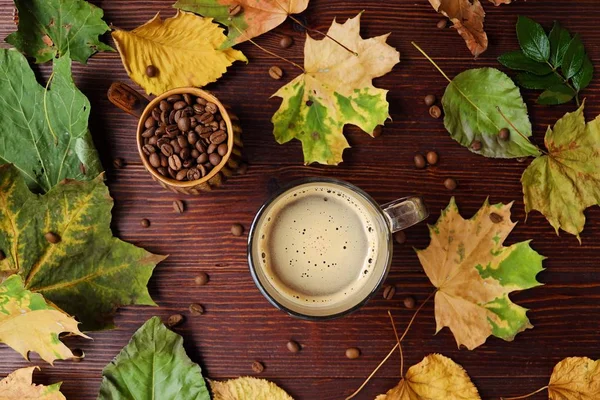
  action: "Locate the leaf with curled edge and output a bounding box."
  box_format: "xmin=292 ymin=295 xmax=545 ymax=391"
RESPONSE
xmin=0 ymin=367 xmax=66 ymax=399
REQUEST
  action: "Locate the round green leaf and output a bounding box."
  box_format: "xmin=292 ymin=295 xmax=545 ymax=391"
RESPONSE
xmin=537 ymin=84 xmax=576 ymax=105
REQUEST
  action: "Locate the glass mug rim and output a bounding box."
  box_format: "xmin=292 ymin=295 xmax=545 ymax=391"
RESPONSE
xmin=247 ymin=177 xmax=425 ymax=321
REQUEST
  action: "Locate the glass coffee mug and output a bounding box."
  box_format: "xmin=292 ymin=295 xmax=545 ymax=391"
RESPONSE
xmin=247 ymin=178 xmax=428 ymax=320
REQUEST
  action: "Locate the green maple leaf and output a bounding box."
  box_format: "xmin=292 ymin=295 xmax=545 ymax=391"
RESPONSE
xmin=522 ymin=103 xmax=600 ymax=240
xmin=98 ymin=317 xmax=210 ymax=400
xmin=6 ymin=0 xmax=114 ymax=64
xmin=271 ymin=13 xmax=399 ymax=165
xmin=0 ymin=164 xmax=165 ymax=331
xmin=0 ymin=49 xmax=102 ymax=193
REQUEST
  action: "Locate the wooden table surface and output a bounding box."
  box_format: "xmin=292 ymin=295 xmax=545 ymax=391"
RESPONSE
xmin=1 ymin=1 xmax=600 ymax=399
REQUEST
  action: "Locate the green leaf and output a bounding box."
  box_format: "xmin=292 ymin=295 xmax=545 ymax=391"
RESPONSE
xmin=98 ymin=317 xmax=210 ymax=400
xmin=548 ymin=21 xmax=572 ymax=67
xmin=0 ymin=49 xmax=102 ymax=193
xmin=561 ymin=34 xmax=585 ymax=79
xmin=0 ymin=164 xmax=165 ymax=331
xmin=537 ymin=84 xmax=576 ymax=105
xmin=572 ymin=54 xmax=594 ymax=92
xmin=522 ymin=103 xmax=600 ymax=239
xmin=5 ymin=0 xmax=114 ymax=64
xmin=498 ymin=50 xmax=552 ymax=75
xmin=515 ymin=72 xmax=563 ymax=90
xmin=442 ymin=68 xmax=539 ymax=159
xmin=516 ymin=15 xmax=550 ymax=62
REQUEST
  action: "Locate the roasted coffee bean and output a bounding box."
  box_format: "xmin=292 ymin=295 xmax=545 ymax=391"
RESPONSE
xmin=113 ymin=158 xmax=124 ymax=169
xmin=251 ymin=361 xmax=264 ymax=373
xmin=152 ymin=108 xmax=161 ymax=121
xmin=470 ymin=140 xmax=482 ymax=151
xmin=195 ymin=141 xmax=207 ymax=153
xmin=177 ymin=135 xmax=188 ymax=149
xmin=345 ymin=347 xmax=360 ymax=359
xmin=205 ymin=102 xmax=218 ymax=114
xmin=190 ymin=149 xmax=200 ymax=159
xmin=269 ymin=66 xmax=283 ymax=80
xmin=204 ymin=162 xmax=213 ymax=170
xmin=173 ymin=199 xmax=185 ymax=214
xmin=372 ymin=126 xmax=382 ymax=137
xmin=426 ymin=151 xmax=439 ymax=165
xmin=157 ymin=137 xmax=170 ymax=147
xmin=168 ymin=167 xmax=177 ymax=179
xmin=195 ymin=272 xmax=209 ymax=286
xmin=182 ymin=159 xmax=194 ymax=168
xmin=196 ymin=97 xmax=208 ymax=106
xmin=190 ymin=118 xmax=198 ymax=129
xmin=187 ymin=131 xmax=199 ymax=146
xmin=168 ymin=154 xmax=182 ymax=171
xmin=444 ymin=178 xmax=457 ymax=191
xmin=187 ymin=168 xmax=201 ymax=181
xmin=141 ymin=218 xmax=151 ymax=228
xmin=287 ymin=340 xmax=301 ymax=353
xmin=437 ymin=18 xmax=448 ymax=29
xmin=159 ymin=100 xmax=171 ymax=111
xmin=160 ymin=144 xmax=174 ymax=157
xmin=144 ymin=115 xmax=156 ymax=129
xmin=394 ymin=231 xmax=406 ymax=244
xmin=45 ymin=232 xmax=61 ymax=244
xmin=199 ymin=112 xmax=214 ymax=124
xmin=189 ymin=303 xmax=204 ymax=315
xmin=72 ymin=348 xmax=84 ymax=362
xmin=218 ymin=143 xmax=228 ymax=156
xmin=148 ymin=136 xmax=158 ymax=145
xmin=157 ymin=167 xmax=168 ymax=176
xmin=196 ymin=125 xmax=212 ymax=136
xmin=207 ymin=143 xmax=217 ymax=154
xmin=193 ymin=104 xmax=205 ymax=114
xmin=183 ymin=93 xmax=193 ymax=105
xmin=169 ymin=109 xmax=178 ymax=124
xmin=156 ymin=125 xmax=166 ymax=135
xmin=424 ymin=94 xmax=436 ymax=106
xmin=160 ymin=154 xmax=169 ymax=167
xmin=229 ymin=4 xmax=243 ymax=16
xmin=210 ymin=130 xmax=227 ymax=144
xmin=197 ymin=153 xmax=209 ymax=164
xmin=182 ymin=106 xmax=194 ymax=118
xmin=280 ymin=35 xmax=293 ymax=48
xmin=216 ymin=114 xmax=223 ymax=121
xmin=490 ymin=212 xmax=503 ymax=224
xmin=173 ymin=100 xmax=187 ymax=110
xmin=141 ymin=127 xmax=156 ymax=138
xmin=499 ymin=128 xmax=510 ymax=141
xmin=197 ymin=164 xmax=208 ymax=177
xmin=142 ymin=144 xmax=156 ymax=155
xmin=209 ymin=121 xmax=219 ymax=130
xmin=160 ymin=109 xmax=169 ymax=124
xmin=219 ymin=119 xmax=227 ymax=131
xmin=0 ymin=250 xmax=5 ymax=261
xmin=383 ymin=285 xmax=395 ymax=300
xmin=414 ymin=153 xmax=426 ymax=169
xmin=146 ymin=65 xmax=157 ymax=77
xmin=166 ymin=314 xmax=184 ymax=327
xmin=404 ymin=296 xmax=416 ymax=309
xmin=180 ymin=148 xmax=191 ymax=160
xmin=231 ymin=223 xmax=244 ymax=236
xmin=429 ymin=105 xmax=442 ymax=119
xmin=172 ymin=140 xmax=182 ymax=154
xmin=166 ymin=124 xmax=179 ymax=137
xmin=176 ymin=169 xmax=188 ymax=181
xmin=167 ymin=94 xmax=182 ymax=103
xmin=149 ymin=152 xmax=161 ymax=168
xmin=209 ymin=153 xmax=222 ymax=166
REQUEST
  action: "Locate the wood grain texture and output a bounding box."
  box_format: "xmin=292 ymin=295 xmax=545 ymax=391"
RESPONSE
xmin=1 ymin=1 xmax=600 ymax=399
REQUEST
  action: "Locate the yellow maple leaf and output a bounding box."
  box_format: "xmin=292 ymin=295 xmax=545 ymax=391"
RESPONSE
xmin=0 ymin=367 xmax=65 ymax=400
xmin=210 ymin=377 xmax=293 ymax=400
xmin=112 ymin=10 xmax=247 ymax=95
xmin=548 ymin=357 xmax=600 ymax=399
xmin=375 ymin=354 xmax=480 ymax=400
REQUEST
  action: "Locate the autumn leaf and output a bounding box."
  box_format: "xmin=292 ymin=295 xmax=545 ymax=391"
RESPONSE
xmin=173 ymin=0 xmax=309 ymax=48
xmin=0 ymin=164 xmax=165 ymax=331
xmin=428 ymin=0 xmax=488 ymax=57
xmin=211 ymin=377 xmax=294 ymax=400
xmin=0 ymin=276 xmax=88 ymax=364
xmin=375 ymin=354 xmax=480 ymax=400
xmin=548 ymin=357 xmax=600 ymax=399
xmin=271 ymin=13 xmax=399 ymax=165
xmin=112 ymin=10 xmax=247 ymax=95
xmin=0 ymin=367 xmax=65 ymax=400
xmin=0 ymin=49 xmax=102 ymax=193
xmin=415 ymin=198 xmax=544 ymax=350
xmin=522 ymin=104 xmax=600 ymax=240
xmin=98 ymin=317 xmax=210 ymax=400
xmin=6 ymin=0 xmax=113 ymax=64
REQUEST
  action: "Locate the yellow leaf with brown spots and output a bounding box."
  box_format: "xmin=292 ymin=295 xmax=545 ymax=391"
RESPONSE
xmin=0 ymin=367 xmax=66 ymax=399
xmin=548 ymin=357 xmax=600 ymax=399
xmin=211 ymin=377 xmax=293 ymax=400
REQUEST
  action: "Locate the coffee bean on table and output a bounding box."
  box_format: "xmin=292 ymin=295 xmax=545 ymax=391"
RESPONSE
xmin=383 ymin=285 xmax=395 ymax=300
xmin=287 ymin=340 xmax=301 ymax=353
xmin=499 ymin=127 xmax=510 ymax=141
xmin=345 ymin=347 xmax=361 ymax=359
xmin=45 ymin=232 xmax=61 ymax=244
xmin=437 ymin=18 xmax=448 ymax=29
xmin=146 ymin=65 xmax=157 ymax=77
xmin=251 ymin=361 xmax=264 ymax=373
xmin=404 ymin=296 xmax=416 ymax=309
xmin=426 ymin=151 xmax=438 ymax=165
xmin=195 ymin=272 xmax=209 ymax=286
xmin=280 ymin=35 xmax=293 ymax=48
xmin=414 ymin=153 xmax=426 ymax=169
xmin=444 ymin=178 xmax=458 ymax=191
xmin=231 ymin=223 xmax=244 ymax=236
xmin=149 ymin=152 xmax=161 ymax=168
xmin=113 ymin=157 xmax=124 ymax=169
xmin=166 ymin=314 xmax=184 ymax=328
xmin=424 ymin=94 xmax=436 ymax=106
xmin=173 ymin=199 xmax=185 ymax=214
xmin=140 ymin=218 xmax=151 ymax=228
xmin=394 ymin=231 xmax=406 ymax=244
xmin=470 ymin=140 xmax=482 ymax=151
xmin=269 ymin=66 xmax=283 ymax=80
xmin=189 ymin=303 xmax=204 ymax=315
xmin=429 ymin=105 xmax=442 ymax=119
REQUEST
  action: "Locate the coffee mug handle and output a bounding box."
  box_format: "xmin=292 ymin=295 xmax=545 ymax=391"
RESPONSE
xmin=381 ymin=197 xmax=428 ymax=233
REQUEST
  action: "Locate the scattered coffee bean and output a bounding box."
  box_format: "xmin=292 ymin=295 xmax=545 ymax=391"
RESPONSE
xmin=404 ymin=296 xmax=416 ymax=309
xmin=113 ymin=157 xmax=125 ymax=169
xmin=394 ymin=231 xmax=406 ymax=244
xmin=429 ymin=105 xmax=442 ymax=119
xmin=140 ymin=218 xmax=151 ymax=228
xmin=383 ymin=285 xmax=396 ymax=300
xmin=45 ymin=232 xmax=61 ymax=244
xmin=146 ymin=65 xmax=158 ymax=77
xmin=252 ymin=361 xmax=264 ymax=373
xmin=173 ymin=199 xmax=185 ymax=214
xmin=280 ymin=35 xmax=294 ymax=48
xmin=0 ymin=250 xmax=5 ymax=261
xmin=437 ymin=18 xmax=448 ymax=29
xmin=426 ymin=151 xmax=439 ymax=165
xmin=72 ymin=348 xmax=84 ymax=362
xmin=499 ymin=127 xmax=510 ymax=141
xmin=269 ymin=66 xmax=284 ymax=80
xmin=372 ymin=125 xmax=383 ymax=137
xmin=424 ymin=94 xmax=436 ymax=106
xmin=490 ymin=212 xmax=503 ymax=224
xmin=231 ymin=223 xmax=244 ymax=236
xmin=470 ymin=140 xmax=482 ymax=151
xmin=287 ymin=340 xmax=301 ymax=353
xmin=414 ymin=153 xmax=426 ymax=169
xmin=189 ymin=303 xmax=204 ymax=315
xmin=166 ymin=314 xmax=184 ymax=328
xmin=229 ymin=3 xmax=243 ymax=16
xmin=345 ymin=347 xmax=361 ymax=359
xmin=195 ymin=272 xmax=209 ymax=286
xmin=237 ymin=163 xmax=248 ymax=175
xmin=444 ymin=178 xmax=457 ymax=191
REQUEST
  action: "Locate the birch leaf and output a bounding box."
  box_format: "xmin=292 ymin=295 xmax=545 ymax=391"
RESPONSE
xmin=548 ymin=357 xmax=600 ymax=399
xmin=211 ymin=377 xmax=294 ymax=400
xmin=0 ymin=367 xmax=65 ymax=400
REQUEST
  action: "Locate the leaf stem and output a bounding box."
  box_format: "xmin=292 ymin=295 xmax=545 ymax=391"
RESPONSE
xmin=411 ymin=42 xmax=452 ymax=84
xmin=287 ymin=14 xmax=358 ymax=56
xmin=387 ymin=310 xmax=403 ymax=378
xmin=501 ymin=385 xmax=549 ymax=400
xmin=545 ymin=60 xmax=580 ymax=106
xmin=495 ymin=106 xmax=547 ymax=156
xmin=44 ymin=71 xmax=58 ymax=145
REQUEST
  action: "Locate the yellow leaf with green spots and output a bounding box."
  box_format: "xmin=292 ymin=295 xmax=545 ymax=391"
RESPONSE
xmin=271 ymin=13 xmax=399 ymax=165
xmin=522 ymin=103 xmax=600 ymax=240
xmin=210 ymin=377 xmax=293 ymax=400
xmin=415 ymin=198 xmax=545 ymax=350
xmin=0 ymin=276 xmax=88 ymax=364
xmin=0 ymin=367 xmax=66 ymax=399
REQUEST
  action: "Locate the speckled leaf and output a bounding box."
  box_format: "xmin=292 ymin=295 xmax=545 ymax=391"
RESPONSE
xmin=271 ymin=13 xmax=399 ymax=165
xmin=6 ymin=0 xmax=113 ymax=64
xmin=375 ymin=354 xmax=480 ymax=400
xmin=98 ymin=317 xmax=210 ymax=400
xmin=111 ymin=11 xmax=247 ymax=95
xmin=211 ymin=377 xmax=293 ymax=400
xmin=0 ymin=367 xmax=66 ymax=399
xmin=0 ymin=276 xmax=88 ymax=364
xmin=522 ymin=104 xmax=600 ymax=240
xmin=0 ymin=164 xmax=165 ymax=331
xmin=173 ymin=0 xmax=309 ymax=49
xmin=442 ymin=68 xmax=540 ymax=158
xmin=548 ymin=357 xmax=600 ymax=399
xmin=0 ymin=49 xmax=102 ymax=193
xmin=416 ymin=198 xmax=544 ymax=350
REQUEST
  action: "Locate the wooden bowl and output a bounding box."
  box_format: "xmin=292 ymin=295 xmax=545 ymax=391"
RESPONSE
xmin=136 ymin=88 xmax=243 ymax=195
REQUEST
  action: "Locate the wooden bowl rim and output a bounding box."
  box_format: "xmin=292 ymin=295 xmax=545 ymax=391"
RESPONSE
xmin=136 ymin=87 xmax=235 ymax=188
